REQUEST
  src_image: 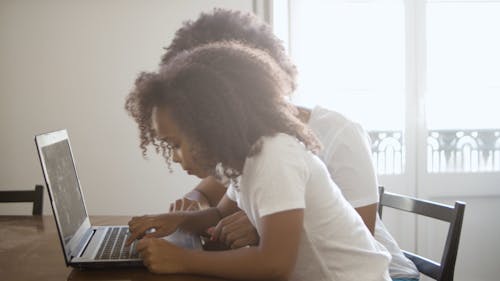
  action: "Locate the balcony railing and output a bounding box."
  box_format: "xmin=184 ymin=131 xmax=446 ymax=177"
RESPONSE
xmin=369 ymin=131 xmax=405 ymax=175
xmin=368 ymin=129 xmax=500 ymax=175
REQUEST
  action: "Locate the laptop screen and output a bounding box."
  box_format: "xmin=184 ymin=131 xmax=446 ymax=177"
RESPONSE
xmin=40 ymin=138 xmax=87 ymax=244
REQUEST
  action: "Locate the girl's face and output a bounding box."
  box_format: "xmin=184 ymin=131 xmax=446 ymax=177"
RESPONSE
xmin=152 ymin=106 xmax=211 ymax=179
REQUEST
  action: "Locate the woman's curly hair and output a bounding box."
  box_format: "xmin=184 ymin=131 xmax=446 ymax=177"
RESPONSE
xmin=161 ymin=8 xmax=297 ymax=93
xmin=125 ymin=41 xmax=319 ymax=181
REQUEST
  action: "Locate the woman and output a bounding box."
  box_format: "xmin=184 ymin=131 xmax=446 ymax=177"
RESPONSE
xmin=162 ymin=9 xmax=419 ymax=281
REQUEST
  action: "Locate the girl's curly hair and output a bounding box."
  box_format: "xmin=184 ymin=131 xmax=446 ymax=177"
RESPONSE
xmin=161 ymin=8 xmax=297 ymax=93
xmin=125 ymin=41 xmax=319 ymax=180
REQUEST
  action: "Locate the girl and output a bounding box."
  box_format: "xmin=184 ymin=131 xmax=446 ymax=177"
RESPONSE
xmin=125 ymin=41 xmax=390 ymax=281
xmin=162 ymin=9 xmax=419 ymax=280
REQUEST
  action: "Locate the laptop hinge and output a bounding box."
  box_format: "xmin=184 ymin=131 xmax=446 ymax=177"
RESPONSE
xmin=73 ymin=228 xmax=96 ymax=259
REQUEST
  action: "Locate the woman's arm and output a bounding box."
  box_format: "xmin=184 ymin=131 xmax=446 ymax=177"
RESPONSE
xmin=323 ymin=122 xmax=379 ymax=235
xmin=138 ymin=209 xmax=304 ymax=281
xmin=185 ymin=176 xmax=227 ymax=207
xmin=169 ymin=176 xmax=227 ymax=212
xmin=355 ymin=203 xmax=377 ymax=234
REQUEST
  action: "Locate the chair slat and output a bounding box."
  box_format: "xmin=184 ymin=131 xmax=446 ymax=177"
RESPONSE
xmin=0 ymin=185 xmax=44 ymax=215
xmin=381 ymin=191 xmax=455 ymax=222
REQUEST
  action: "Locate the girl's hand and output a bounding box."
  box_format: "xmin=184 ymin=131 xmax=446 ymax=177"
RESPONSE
xmin=137 ymin=238 xmax=189 ymax=274
xmin=126 ymin=213 xmax=184 ymax=246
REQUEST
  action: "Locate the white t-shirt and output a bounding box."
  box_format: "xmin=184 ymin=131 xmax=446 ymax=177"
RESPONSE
xmin=307 ymin=106 xmax=420 ymax=279
xmin=227 ymin=133 xmax=391 ymax=281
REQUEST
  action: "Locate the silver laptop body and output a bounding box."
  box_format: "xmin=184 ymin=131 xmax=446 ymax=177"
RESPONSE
xmin=35 ymin=129 xmax=202 ymax=269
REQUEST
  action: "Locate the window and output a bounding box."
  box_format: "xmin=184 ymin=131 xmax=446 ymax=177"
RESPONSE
xmin=273 ymin=0 xmax=500 ymax=174
xmin=426 ymin=0 xmax=500 ymax=173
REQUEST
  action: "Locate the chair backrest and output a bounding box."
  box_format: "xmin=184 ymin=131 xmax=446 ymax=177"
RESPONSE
xmin=378 ymin=186 xmax=466 ymax=281
xmin=0 ymin=184 xmax=44 ymax=215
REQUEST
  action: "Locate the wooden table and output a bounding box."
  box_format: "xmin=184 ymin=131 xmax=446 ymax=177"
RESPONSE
xmin=0 ymin=216 xmax=230 ymax=281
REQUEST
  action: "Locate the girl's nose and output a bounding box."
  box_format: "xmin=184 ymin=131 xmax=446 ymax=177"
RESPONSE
xmin=172 ymin=149 xmax=182 ymax=164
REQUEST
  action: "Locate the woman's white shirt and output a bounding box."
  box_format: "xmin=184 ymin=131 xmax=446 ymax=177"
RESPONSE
xmin=307 ymin=106 xmax=419 ymax=279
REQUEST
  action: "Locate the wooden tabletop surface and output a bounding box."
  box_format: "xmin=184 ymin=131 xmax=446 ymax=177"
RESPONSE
xmin=0 ymin=215 xmax=230 ymax=281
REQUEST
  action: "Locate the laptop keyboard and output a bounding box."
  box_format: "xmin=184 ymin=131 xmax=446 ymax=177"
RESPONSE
xmin=95 ymin=227 xmax=139 ymax=260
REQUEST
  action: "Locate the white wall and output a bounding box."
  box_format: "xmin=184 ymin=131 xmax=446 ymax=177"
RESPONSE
xmin=0 ymin=0 xmax=253 ymax=215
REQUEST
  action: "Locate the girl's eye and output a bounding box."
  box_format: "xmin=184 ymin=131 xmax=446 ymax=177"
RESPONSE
xmin=164 ymin=141 xmax=180 ymax=150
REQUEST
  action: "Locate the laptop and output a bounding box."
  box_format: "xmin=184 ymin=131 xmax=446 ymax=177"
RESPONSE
xmin=35 ymin=129 xmax=202 ymax=269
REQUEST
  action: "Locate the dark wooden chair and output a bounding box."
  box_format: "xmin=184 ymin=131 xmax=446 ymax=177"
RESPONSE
xmin=0 ymin=184 xmax=44 ymax=215
xmin=378 ymin=186 xmax=465 ymax=281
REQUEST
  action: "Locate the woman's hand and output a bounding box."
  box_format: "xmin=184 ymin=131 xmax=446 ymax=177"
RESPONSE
xmin=169 ymin=197 xmax=201 ymax=212
xmin=209 ymin=210 xmax=260 ymax=249
xmin=126 ymin=213 xmax=184 ymax=246
xmin=137 ymin=237 xmax=189 ymax=274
